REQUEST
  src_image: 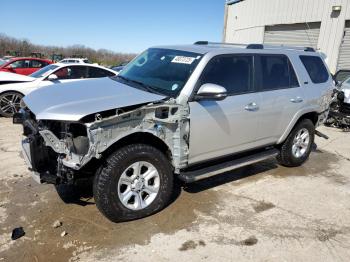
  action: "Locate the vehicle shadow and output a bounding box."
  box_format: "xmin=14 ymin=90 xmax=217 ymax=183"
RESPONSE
xmin=55 ymin=181 xmax=95 ymax=206
xmin=182 ymin=159 xmax=279 ymax=194
xmin=55 ymin=160 xmax=279 ymax=207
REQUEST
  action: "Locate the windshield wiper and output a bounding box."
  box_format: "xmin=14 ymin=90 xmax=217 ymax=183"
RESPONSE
xmin=117 ymin=75 xmax=164 ymax=95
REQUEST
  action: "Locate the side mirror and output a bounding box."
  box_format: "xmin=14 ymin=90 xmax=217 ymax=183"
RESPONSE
xmin=5 ymin=65 xmax=14 ymax=71
xmin=194 ymin=83 xmax=227 ymax=101
xmin=47 ymin=74 xmax=58 ymax=81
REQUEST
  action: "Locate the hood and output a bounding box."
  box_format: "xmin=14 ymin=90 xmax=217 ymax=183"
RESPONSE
xmin=0 ymin=72 xmax=35 ymax=85
xmin=23 ymin=77 xmax=167 ymax=121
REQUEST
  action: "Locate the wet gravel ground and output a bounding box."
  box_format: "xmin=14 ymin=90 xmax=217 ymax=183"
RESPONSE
xmin=1 ymin=118 xmax=350 ymax=261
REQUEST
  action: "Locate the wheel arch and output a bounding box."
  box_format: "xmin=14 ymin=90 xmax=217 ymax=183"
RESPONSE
xmin=277 ymin=110 xmax=318 ymax=144
xmin=101 ymin=131 xmax=173 ymax=163
xmin=0 ymin=90 xmax=25 ymax=96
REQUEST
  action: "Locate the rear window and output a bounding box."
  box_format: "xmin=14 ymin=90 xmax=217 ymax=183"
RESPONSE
xmin=300 ymin=55 xmax=329 ymax=84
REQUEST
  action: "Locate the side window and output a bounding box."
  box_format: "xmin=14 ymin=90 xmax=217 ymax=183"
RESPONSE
xmin=31 ymin=60 xmax=46 ymax=68
xmin=52 ymin=66 xmax=88 ymax=80
xmin=23 ymin=60 xmax=31 ymax=68
xmin=53 ymin=67 xmax=69 ymax=79
xmin=69 ymin=66 xmax=88 ymax=79
xmin=88 ymin=67 xmax=115 ymax=78
xmin=9 ymin=60 xmax=25 ymax=69
xmin=199 ymin=55 xmax=253 ymax=95
xmin=300 ymin=55 xmax=329 ymax=84
xmin=260 ymin=55 xmax=299 ymax=91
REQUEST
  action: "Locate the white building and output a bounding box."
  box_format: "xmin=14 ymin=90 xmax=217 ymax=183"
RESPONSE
xmin=223 ymin=0 xmax=350 ymax=73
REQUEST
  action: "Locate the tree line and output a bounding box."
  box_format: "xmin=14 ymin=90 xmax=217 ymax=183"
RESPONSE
xmin=0 ymin=33 xmax=136 ymax=66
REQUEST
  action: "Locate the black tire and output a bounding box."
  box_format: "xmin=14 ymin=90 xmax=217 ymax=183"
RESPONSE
xmin=93 ymin=144 xmax=173 ymax=222
xmin=0 ymin=91 xmax=23 ymax=118
xmin=277 ymin=119 xmax=315 ymax=167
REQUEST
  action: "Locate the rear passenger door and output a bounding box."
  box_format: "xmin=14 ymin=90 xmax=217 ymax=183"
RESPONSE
xmin=188 ymin=54 xmax=261 ymax=164
xmin=255 ymin=54 xmax=304 ymax=144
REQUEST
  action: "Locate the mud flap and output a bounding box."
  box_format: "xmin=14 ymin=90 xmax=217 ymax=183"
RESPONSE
xmin=315 ymin=130 xmax=329 ymax=140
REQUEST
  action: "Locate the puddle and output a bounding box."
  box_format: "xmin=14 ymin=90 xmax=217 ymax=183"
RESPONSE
xmin=0 ymin=176 xmax=220 ymax=261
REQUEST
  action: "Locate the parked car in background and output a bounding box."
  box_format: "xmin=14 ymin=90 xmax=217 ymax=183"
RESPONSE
xmin=326 ymin=71 xmax=350 ymax=129
xmin=59 ymin=58 xmax=90 ymax=64
xmin=15 ymin=43 xmax=333 ymax=222
xmin=0 ymin=63 xmax=116 ymax=117
xmin=111 ymin=61 xmax=129 ymax=73
xmin=0 ymin=57 xmax=52 ymax=75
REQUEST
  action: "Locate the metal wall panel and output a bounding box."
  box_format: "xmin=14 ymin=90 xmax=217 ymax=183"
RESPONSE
xmin=337 ymin=20 xmax=350 ymax=70
xmin=264 ymin=23 xmax=321 ymax=49
xmin=224 ymin=0 xmax=350 ymax=73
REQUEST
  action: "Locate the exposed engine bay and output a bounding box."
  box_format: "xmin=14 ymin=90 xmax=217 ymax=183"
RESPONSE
xmin=17 ymin=99 xmax=190 ymax=185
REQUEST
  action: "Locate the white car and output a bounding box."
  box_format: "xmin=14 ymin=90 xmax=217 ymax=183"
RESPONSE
xmin=59 ymin=58 xmax=90 ymax=64
xmin=0 ymin=63 xmax=116 ymax=117
xmin=0 ymin=71 xmax=35 ymax=85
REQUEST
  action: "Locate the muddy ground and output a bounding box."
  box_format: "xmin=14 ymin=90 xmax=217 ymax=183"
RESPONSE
xmin=1 ymin=117 xmax=350 ymax=261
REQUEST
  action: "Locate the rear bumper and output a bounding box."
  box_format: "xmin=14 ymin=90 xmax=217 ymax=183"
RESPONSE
xmin=21 ymin=137 xmax=42 ymax=184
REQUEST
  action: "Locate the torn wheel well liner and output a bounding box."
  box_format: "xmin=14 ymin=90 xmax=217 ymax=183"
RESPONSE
xmin=101 ymin=132 xmax=172 ymax=161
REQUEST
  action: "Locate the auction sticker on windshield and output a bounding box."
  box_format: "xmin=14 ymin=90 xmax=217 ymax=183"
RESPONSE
xmin=172 ymin=56 xmax=196 ymax=64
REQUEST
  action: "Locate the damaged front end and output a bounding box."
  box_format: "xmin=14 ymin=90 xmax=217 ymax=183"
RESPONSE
xmin=15 ymin=99 xmax=190 ymax=185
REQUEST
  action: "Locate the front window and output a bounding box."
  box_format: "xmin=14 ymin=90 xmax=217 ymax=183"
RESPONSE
xmin=117 ymin=48 xmax=203 ymax=96
xmin=0 ymin=59 xmax=6 ymax=66
xmin=30 ymin=64 xmax=59 ymax=78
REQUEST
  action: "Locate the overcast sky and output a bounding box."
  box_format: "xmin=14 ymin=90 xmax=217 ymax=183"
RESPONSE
xmin=2 ymin=0 xmax=225 ymax=53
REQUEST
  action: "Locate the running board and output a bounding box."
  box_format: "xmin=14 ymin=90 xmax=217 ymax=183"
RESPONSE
xmin=178 ymin=148 xmax=279 ymax=183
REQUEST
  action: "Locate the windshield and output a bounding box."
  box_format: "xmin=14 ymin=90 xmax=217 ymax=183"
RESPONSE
xmin=0 ymin=59 xmax=6 ymax=66
xmin=117 ymin=48 xmax=202 ymax=96
xmin=30 ymin=64 xmax=59 ymax=78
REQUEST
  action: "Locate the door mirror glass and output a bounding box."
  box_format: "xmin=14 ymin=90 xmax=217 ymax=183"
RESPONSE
xmin=334 ymin=70 xmax=350 ymax=86
xmin=194 ymin=83 xmax=227 ymax=101
xmin=47 ymin=74 xmax=58 ymax=81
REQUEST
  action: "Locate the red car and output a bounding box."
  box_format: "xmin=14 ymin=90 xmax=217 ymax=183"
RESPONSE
xmin=0 ymin=57 xmax=53 ymax=75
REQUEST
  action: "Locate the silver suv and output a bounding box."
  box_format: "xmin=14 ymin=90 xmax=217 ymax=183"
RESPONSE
xmin=14 ymin=42 xmax=333 ymax=222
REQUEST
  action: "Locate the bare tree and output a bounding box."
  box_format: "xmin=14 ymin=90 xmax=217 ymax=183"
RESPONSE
xmin=0 ymin=33 xmax=136 ymax=66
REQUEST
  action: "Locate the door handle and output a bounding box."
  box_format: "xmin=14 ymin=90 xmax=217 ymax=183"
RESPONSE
xmin=244 ymin=102 xmax=259 ymax=111
xmin=290 ymin=97 xmax=303 ymax=103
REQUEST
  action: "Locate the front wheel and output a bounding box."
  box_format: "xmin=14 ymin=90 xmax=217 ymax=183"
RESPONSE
xmin=277 ymin=119 xmax=315 ymax=167
xmin=93 ymin=144 xmax=173 ymax=222
xmin=0 ymin=91 xmax=23 ymax=117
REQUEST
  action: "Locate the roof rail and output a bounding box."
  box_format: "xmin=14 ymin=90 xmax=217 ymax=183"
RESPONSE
xmin=253 ymin=44 xmax=316 ymax=52
xmin=194 ymin=41 xmax=315 ymax=52
xmin=193 ymin=41 xmax=247 ymax=47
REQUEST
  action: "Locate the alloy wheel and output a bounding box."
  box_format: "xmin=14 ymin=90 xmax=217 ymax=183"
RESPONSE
xmin=292 ymin=128 xmax=310 ymax=158
xmin=117 ymin=161 xmax=160 ymax=210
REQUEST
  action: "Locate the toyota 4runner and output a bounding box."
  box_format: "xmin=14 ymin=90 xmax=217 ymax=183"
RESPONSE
xmin=14 ymin=42 xmax=333 ymax=222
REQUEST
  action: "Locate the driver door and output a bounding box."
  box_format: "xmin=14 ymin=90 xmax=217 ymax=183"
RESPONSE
xmin=188 ymin=54 xmax=261 ymax=164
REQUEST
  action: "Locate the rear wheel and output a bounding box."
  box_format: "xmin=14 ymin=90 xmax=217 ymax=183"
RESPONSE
xmin=93 ymin=144 xmax=173 ymax=222
xmin=277 ymin=119 xmax=315 ymax=167
xmin=0 ymin=91 xmax=23 ymax=117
